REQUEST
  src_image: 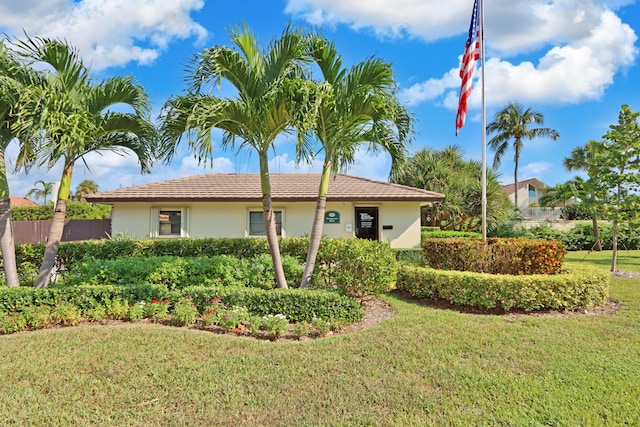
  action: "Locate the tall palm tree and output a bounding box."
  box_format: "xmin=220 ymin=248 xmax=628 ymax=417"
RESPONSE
xmin=487 ymin=103 xmax=560 ymax=209
xmin=298 ymin=36 xmax=412 ymax=288
xmin=74 ymin=179 xmax=99 ymax=201
xmin=0 ymin=41 xmax=44 ymax=286
xmin=10 ymin=36 xmax=157 ymax=288
xmin=159 ymin=24 xmax=309 ymax=289
xmin=564 ymin=143 xmax=602 ymax=251
xmin=25 ymin=180 xmax=55 ymax=204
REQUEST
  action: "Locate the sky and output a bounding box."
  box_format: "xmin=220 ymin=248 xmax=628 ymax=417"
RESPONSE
xmin=1 ymin=0 xmax=639 ymax=199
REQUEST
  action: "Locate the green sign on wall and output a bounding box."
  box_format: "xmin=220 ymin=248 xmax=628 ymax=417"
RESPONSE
xmin=324 ymin=210 xmax=340 ymax=224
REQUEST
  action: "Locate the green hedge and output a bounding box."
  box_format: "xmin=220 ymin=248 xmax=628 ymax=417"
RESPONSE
xmin=422 ymin=238 xmax=566 ymax=275
xmin=11 ymin=237 xmax=396 ymax=297
xmin=421 ymin=230 xmax=483 ymax=240
xmin=393 ymin=248 xmax=425 ymax=266
xmin=396 ymin=264 xmax=609 ymax=311
xmin=60 ymin=255 xmax=303 ymax=290
xmin=11 ymin=201 xmax=111 ymax=220
xmin=0 ymin=284 xmax=363 ymax=324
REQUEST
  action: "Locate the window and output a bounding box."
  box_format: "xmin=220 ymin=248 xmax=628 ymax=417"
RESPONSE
xmin=150 ymin=207 xmax=189 ymax=238
xmin=249 ymin=210 xmax=282 ymax=236
xmin=159 ymin=210 xmax=182 ymax=236
xmin=528 ymin=184 xmax=537 ymax=201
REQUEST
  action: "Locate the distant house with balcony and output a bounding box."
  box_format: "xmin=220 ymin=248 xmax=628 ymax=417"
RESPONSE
xmin=502 ymin=178 xmax=563 ymax=220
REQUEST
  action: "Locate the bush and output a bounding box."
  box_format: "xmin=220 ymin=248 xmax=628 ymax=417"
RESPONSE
xmin=0 ymin=312 xmax=27 ymax=334
xmin=50 ymin=302 xmax=83 ymax=326
xmin=422 ymin=238 xmax=566 ymax=275
xmin=11 ymin=201 xmax=111 ymax=220
xmin=396 ymin=264 xmax=609 ymax=311
xmin=421 ymin=230 xmax=482 ymax=240
xmin=170 ymin=297 xmax=199 ymax=326
xmin=394 ymin=249 xmax=425 ymax=266
xmin=312 ymin=239 xmax=397 ymax=298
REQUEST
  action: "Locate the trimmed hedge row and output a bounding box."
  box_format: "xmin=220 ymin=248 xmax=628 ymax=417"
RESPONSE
xmin=422 ymin=238 xmax=566 ymax=275
xmin=0 ymin=284 xmax=363 ymax=324
xmin=396 ymin=264 xmax=609 ymax=311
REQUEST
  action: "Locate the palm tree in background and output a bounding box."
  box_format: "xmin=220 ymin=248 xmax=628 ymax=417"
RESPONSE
xmin=392 ymin=146 xmax=512 ymax=232
xmin=74 ymin=179 xmax=99 ymax=201
xmin=10 ymin=36 xmax=157 ymax=288
xmin=564 ymin=142 xmax=602 ymax=251
xmin=298 ymin=35 xmax=412 ymax=288
xmin=159 ymin=24 xmax=310 ymax=290
xmin=0 ymin=41 xmax=43 ymax=286
xmin=487 ymin=103 xmax=560 ymax=210
xmin=25 ymin=180 xmax=55 ymax=204
xmin=538 ymin=181 xmax=577 ymax=208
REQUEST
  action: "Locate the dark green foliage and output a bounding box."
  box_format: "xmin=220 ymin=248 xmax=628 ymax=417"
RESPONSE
xmin=311 ymin=238 xmax=397 ymax=297
xmin=560 ymin=203 xmax=594 ymax=220
xmin=182 ymin=286 xmax=364 ymax=323
xmin=421 ymin=230 xmax=482 ymax=240
xmin=396 ymin=264 xmax=609 ymax=311
xmin=422 ymin=238 xmax=566 ymax=275
xmin=0 ymin=284 xmax=363 ymax=325
xmin=491 ymin=223 xmax=640 ymax=251
xmin=11 ymin=201 xmax=111 ymax=220
xmin=60 ymin=254 xmax=303 ymax=290
xmin=393 ymin=249 xmax=425 ymax=266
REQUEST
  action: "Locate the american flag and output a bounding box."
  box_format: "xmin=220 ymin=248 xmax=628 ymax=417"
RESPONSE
xmin=455 ymin=0 xmax=481 ymax=136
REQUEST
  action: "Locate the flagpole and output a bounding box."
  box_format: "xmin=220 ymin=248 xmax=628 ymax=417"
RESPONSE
xmin=480 ymin=0 xmax=487 ymax=241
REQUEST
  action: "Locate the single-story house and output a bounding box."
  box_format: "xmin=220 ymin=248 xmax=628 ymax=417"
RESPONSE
xmin=85 ymin=173 xmax=444 ymax=248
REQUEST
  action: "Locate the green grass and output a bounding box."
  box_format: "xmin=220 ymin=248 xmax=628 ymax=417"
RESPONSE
xmin=565 ymin=249 xmax=640 ymax=272
xmin=1 ymin=260 xmax=640 ymax=425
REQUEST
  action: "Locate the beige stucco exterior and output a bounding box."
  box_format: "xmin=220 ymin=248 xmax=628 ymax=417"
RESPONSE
xmin=111 ymin=200 xmax=424 ymax=248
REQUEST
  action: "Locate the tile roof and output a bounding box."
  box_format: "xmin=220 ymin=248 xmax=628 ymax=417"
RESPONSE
xmin=9 ymin=196 xmax=39 ymax=207
xmin=85 ymin=173 xmax=444 ymax=203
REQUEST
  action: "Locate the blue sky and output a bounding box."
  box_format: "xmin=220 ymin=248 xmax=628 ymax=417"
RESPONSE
xmin=1 ymin=0 xmax=639 ymax=198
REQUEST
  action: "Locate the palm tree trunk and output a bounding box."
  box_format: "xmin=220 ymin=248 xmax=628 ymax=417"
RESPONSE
xmin=0 ymin=150 xmax=19 ymax=287
xmin=513 ymin=157 xmax=519 ymax=212
xmin=0 ymin=198 xmax=19 ymax=287
xmin=300 ymin=164 xmax=331 ymax=288
xmin=259 ymin=155 xmax=287 ymax=289
xmin=34 ymin=164 xmax=73 ymax=288
xmin=34 ymin=199 xmax=66 ymax=288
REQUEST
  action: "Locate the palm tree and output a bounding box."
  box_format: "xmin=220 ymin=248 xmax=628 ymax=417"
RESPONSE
xmin=25 ymin=180 xmax=55 ymax=204
xmin=392 ymin=146 xmax=512 ymax=232
xmin=159 ymin=24 xmax=309 ymax=289
xmin=564 ymin=143 xmax=602 ymax=251
xmin=0 ymin=41 xmax=42 ymax=286
xmin=487 ymin=103 xmax=560 ymax=210
xmin=10 ymin=36 xmax=157 ymax=288
xmin=538 ymin=182 xmax=577 ymax=208
xmin=298 ymin=36 xmax=412 ymax=288
xmin=75 ymin=179 xmax=99 ymax=201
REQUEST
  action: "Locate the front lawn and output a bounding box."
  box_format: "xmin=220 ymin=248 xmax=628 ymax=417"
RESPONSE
xmin=1 ymin=263 xmax=639 ymax=425
xmin=564 ymin=249 xmax=640 ymax=273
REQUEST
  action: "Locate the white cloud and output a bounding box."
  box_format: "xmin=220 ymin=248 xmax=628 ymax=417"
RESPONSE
xmin=0 ymin=0 xmax=207 ymax=71
xmin=519 ymin=162 xmax=554 ymax=181
xmin=399 ymin=8 xmax=637 ymax=108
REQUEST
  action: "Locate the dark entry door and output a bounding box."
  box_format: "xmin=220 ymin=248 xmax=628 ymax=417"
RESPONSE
xmin=355 ymin=207 xmax=379 ymax=241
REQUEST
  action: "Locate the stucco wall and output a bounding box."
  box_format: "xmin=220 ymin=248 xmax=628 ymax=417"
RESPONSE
xmin=110 ymin=200 xmax=423 ymax=248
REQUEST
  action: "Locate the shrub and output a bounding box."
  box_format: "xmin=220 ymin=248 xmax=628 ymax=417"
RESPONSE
xmin=171 ymin=297 xmax=199 ymax=326
xmin=21 ymin=305 xmax=52 ymax=329
xmin=106 ymin=299 xmax=130 ymax=320
xmin=312 ymin=239 xmax=396 ymax=298
xmin=421 ymin=230 xmax=482 ymax=240
xmin=260 ymin=314 xmax=289 ymax=339
xmin=394 ymin=249 xmax=425 ymax=266
xmin=83 ymin=305 xmax=107 ymax=322
xmin=50 ymin=302 xmax=83 ymax=326
xmin=396 ymin=264 xmax=609 ymax=311
xmin=423 ymin=238 xmax=566 ymax=275
xmin=0 ymin=312 xmax=27 ymax=334
xmin=128 ymin=302 xmax=146 ymax=321
xmin=144 ymin=299 xmax=170 ymax=322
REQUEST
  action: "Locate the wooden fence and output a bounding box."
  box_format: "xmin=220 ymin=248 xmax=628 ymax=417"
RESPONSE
xmin=12 ymin=219 xmax=112 ymax=244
